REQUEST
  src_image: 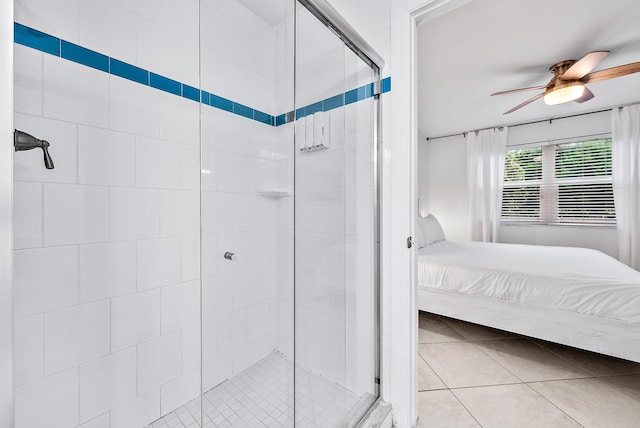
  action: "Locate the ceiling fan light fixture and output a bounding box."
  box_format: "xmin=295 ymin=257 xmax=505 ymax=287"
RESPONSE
xmin=543 ymin=81 xmax=586 ymax=105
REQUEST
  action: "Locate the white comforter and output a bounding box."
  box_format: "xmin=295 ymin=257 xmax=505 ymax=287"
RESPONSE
xmin=417 ymin=240 xmax=640 ymax=323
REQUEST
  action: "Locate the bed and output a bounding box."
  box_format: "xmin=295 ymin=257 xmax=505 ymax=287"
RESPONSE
xmin=416 ymin=226 xmax=640 ymax=363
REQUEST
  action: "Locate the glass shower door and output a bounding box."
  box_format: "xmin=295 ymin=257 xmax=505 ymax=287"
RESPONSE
xmin=294 ymin=2 xmax=380 ymax=426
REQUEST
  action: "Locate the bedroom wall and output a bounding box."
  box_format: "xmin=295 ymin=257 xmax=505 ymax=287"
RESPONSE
xmin=420 ymin=110 xmax=619 ymax=258
xmin=419 ymin=134 xmax=470 ymax=240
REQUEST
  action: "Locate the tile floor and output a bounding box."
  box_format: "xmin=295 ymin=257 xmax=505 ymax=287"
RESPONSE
xmin=417 ymin=311 xmax=640 ymax=427
xmin=146 ymin=351 xmax=375 ymax=428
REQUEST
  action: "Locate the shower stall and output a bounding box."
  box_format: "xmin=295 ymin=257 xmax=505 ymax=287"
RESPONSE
xmin=9 ymin=0 xmax=384 ymax=426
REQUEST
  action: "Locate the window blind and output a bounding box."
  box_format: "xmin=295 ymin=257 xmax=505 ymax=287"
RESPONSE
xmin=554 ymin=139 xmax=615 ymax=224
xmin=501 ymin=138 xmax=616 ymax=225
xmin=502 ymin=147 xmax=542 ymax=220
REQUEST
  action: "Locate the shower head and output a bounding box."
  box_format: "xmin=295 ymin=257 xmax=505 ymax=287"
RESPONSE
xmin=14 ymin=130 xmax=55 ymax=169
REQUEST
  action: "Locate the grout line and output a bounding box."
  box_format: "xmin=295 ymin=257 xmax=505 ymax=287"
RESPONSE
xmin=524 ymin=381 xmax=586 ymax=427
xmin=416 ymin=351 xmax=447 ymax=391
xmin=594 ymin=374 xmax=640 ymax=404
xmin=447 ymin=388 xmax=483 ymax=427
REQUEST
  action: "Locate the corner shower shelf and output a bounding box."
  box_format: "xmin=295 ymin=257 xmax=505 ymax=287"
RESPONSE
xmin=256 ymin=188 xmax=292 ymax=197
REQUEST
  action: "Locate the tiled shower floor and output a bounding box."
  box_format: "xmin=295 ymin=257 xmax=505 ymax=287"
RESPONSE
xmin=146 ymin=352 xmax=374 ymax=428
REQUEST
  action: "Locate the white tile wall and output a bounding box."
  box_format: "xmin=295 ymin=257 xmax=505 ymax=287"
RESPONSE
xmin=201 ymin=318 xmax=219 ymax=364
xmin=181 ymin=324 xmax=201 ymax=373
xmin=79 ymin=241 xmax=137 ymax=303
xmin=232 ymin=339 xmax=261 ymax=375
xmin=13 ymin=314 xmax=44 ymax=386
xmin=44 ymin=300 xmax=110 ymax=375
xmin=110 ymin=290 xmax=161 ymax=352
xmin=78 ymin=0 xmax=137 ymax=64
xmin=180 ymin=144 xmax=200 ymax=190
xmin=43 ymin=183 xmax=109 ymax=246
xmin=159 ymin=92 xmax=200 ymax=146
xmin=202 ymin=353 xmax=233 ymax=392
xmin=110 ymin=389 xmax=161 ymax=428
xmin=13 ymin=245 xmax=78 ymax=317
xmin=137 ymin=333 xmax=182 ymax=394
xmin=79 ymin=348 xmax=137 ymax=422
xmin=159 ymin=370 xmax=200 ymax=416
xmin=202 ymin=273 xmax=234 ymax=320
xmin=15 ymin=0 xmax=80 ymax=43
xmin=218 ymin=309 xmax=247 ymax=352
xmin=137 ymin=18 xmax=184 ymax=85
xmin=13 ymin=181 xmax=42 ymax=249
xmin=110 ymin=187 xmax=160 ymax=241
xmin=137 ymin=237 xmax=181 ymax=290
xmin=181 ymin=235 xmax=201 ymax=282
xmin=159 ymin=190 xmax=199 ymax=237
xmin=15 ymin=368 xmax=80 ymax=428
xmin=13 ymin=44 xmax=42 ymax=116
xmin=246 ymin=300 xmax=271 ymax=342
xmin=43 ymin=55 xmax=110 ymax=128
xmin=109 ymin=77 xmax=161 ymax=138
xmin=135 ymin=137 xmax=181 ymax=189
xmin=78 ymin=413 xmax=110 ymax=428
xmin=78 ymin=126 xmax=136 ymax=187
xmin=161 ymin=281 xmax=200 ymax=334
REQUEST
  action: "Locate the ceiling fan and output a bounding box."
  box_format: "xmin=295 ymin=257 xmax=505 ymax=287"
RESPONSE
xmin=491 ymin=51 xmax=640 ymax=114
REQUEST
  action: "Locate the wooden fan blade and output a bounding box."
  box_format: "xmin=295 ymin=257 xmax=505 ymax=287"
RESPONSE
xmin=574 ymin=87 xmax=595 ymax=103
xmin=504 ymin=93 xmax=544 ymax=114
xmin=562 ymin=51 xmax=610 ymax=80
xmin=491 ymin=85 xmax=547 ymax=96
xmin=583 ymin=62 xmax=640 ymax=83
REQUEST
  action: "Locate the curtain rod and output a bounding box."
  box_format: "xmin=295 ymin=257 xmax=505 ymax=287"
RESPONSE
xmin=425 ymin=106 xmax=624 ymax=141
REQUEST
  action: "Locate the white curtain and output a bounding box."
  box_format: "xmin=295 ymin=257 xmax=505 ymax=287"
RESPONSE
xmin=612 ymin=105 xmax=640 ymax=270
xmin=467 ymin=127 xmax=508 ymax=242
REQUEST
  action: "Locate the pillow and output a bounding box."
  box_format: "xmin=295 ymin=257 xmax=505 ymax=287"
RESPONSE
xmin=418 ymin=213 xmax=446 ymax=245
xmin=414 ymin=217 xmax=426 ymax=249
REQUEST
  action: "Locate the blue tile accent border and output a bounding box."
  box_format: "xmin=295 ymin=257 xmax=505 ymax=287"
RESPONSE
xmin=110 ymin=58 xmax=149 ymax=85
xmin=381 ymin=76 xmax=391 ymax=94
xmin=289 ymin=78 xmax=391 ymax=125
xmin=13 ymin=22 xmax=391 ymax=128
xmin=182 ymin=85 xmax=200 ymax=102
xmin=61 ymin=41 xmax=109 ymax=72
xmin=150 ymin=73 xmax=181 ymax=96
xmin=275 ymin=114 xmax=287 ymax=127
xmin=14 ymin=23 xmax=60 ymax=56
xmin=210 ymin=94 xmax=233 ymax=113
xmin=254 ymin=110 xmax=274 ymax=126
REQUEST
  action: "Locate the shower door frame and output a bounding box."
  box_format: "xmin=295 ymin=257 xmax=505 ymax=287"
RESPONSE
xmin=295 ymin=0 xmax=385 ymax=416
xmin=0 ymin=1 xmax=14 ymax=426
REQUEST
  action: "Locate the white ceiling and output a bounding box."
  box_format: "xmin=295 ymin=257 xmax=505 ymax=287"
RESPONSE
xmin=418 ymin=0 xmax=640 ymax=138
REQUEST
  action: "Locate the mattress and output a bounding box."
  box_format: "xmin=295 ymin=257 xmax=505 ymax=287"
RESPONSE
xmin=417 ymin=240 xmax=640 ymax=323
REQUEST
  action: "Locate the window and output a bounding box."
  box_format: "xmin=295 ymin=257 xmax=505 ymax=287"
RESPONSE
xmin=501 ymin=137 xmax=616 ymax=225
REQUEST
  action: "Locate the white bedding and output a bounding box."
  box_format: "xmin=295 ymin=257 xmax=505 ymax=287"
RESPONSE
xmin=417 ymin=240 xmax=640 ymax=323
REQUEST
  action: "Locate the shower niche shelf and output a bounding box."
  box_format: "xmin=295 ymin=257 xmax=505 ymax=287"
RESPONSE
xmin=256 ymin=187 xmax=291 ymax=197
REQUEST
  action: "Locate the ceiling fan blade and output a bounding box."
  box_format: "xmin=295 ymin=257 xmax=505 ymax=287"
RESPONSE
xmin=583 ymin=62 xmax=640 ymax=83
xmin=504 ymin=93 xmax=544 ymax=114
xmin=574 ymin=87 xmax=595 ymax=103
xmin=491 ymin=85 xmax=547 ymax=96
xmin=562 ymin=51 xmax=610 ymax=80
